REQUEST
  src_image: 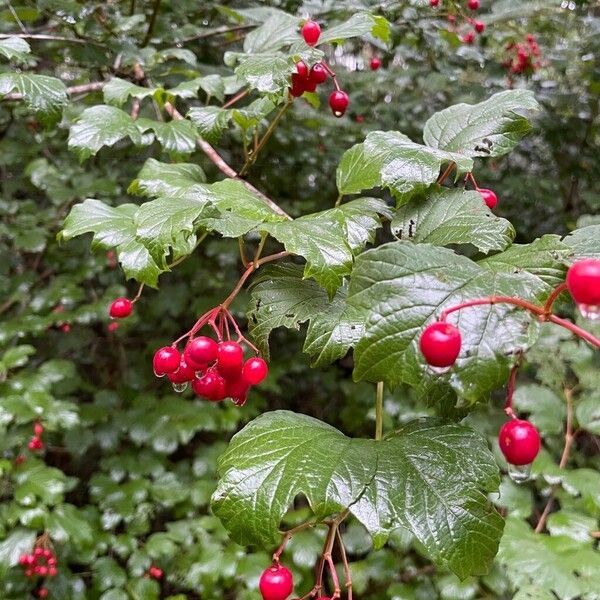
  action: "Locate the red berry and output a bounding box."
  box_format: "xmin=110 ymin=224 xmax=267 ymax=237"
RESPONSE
xmin=478 ymin=188 xmax=498 ymax=209
xmin=168 ymin=358 xmax=196 ymax=384
xmin=107 ymin=322 xmax=120 ymax=332
xmin=24 ymin=569 xmax=33 ymax=577
xmin=329 ymin=90 xmax=349 ymax=118
xmin=259 ymin=564 xmax=294 ymax=600
xmin=308 ymin=63 xmax=328 ymax=85
xmin=467 ymin=0 xmax=480 ymax=9
xmin=48 ymin=567 xmax=58 ymax=577
xmin=34 ymin=422 xmax=44 ymax=436
xmin=419 ymin=322 xmax=462 ymax=368
xmin=192 ymin=369 xmax=225 ymax=401
xmin=462 ymin=31 xmax=475 ymax=44
xmin=15 ymin=454 xmax=26 ymax=465
xmin=185 ymin=336 xmax=218 ymax=367
xmin=149 ymin=566 xmax=163 ymax=579
xmin=295 ymin=61 xmax=308 ymax=78
xmin=566 ymin=259 xmax=600 ymax=307
xmin=447 ymin=14 xmax=456 ymax=23
xmin=19 ymin=554 xmax=28 ymax=566
xmin=38 ymin=566 xmax=48 ymax=576
xmin=430 ymin=0 xmax=440 ymax=6
xmin=242 ymin=357 xmax=268 ymax=386
xmin=290 ymin=72 xmax=307 ymax=97
xmin=301 ymin=20 xmax=321 ymax=46
xmin=152 ymin=346 xmax=181 ymax=376
xmin=60 ymin=324 xmax=71 ymax=333
xmin=355 ymin=114 xmax=365 ymax=123
xmin=34 ymin=548 xmax=44 ymax=557
xmin=38 ymin=589 xmax=49 ymax=599
xmin=109 ymin=297 xmax=133 ymax=319
xmin=370 ymin=57 xmax=382 ymax=71
xmin=225 ymin=376 xmax=250 ymax=401
xmin=498 ymin=419 xmax=540 ymax=465
xmin=28 ymin=437 xmax=44 ymax=451
xmin=217 ymin=341 xmax=244 ymax=372
xmin=474 ymin=20 xmax=485 ymax=33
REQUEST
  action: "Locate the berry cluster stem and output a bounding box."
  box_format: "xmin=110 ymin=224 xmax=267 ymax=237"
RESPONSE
xmin=438 ymin=292 xmax=600 ymax=349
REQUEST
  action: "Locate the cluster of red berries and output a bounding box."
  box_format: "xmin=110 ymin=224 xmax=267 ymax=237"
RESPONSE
xmin=419 ymin=258 xmax=600 ymax=467
xmin=19 ymin=547 xmax=58 ymax=581
xmin=153 ymin=337 xmax=268 ymax=405
xmin=291 ymin=20 xmax=350 ymax=118
xmin=28 ymin=422 xmax=44 ymax=452
xmin=503 ymin=34 xmax=542 ymax=75
xmin=430 ymin=0 xmax=486 ymax=45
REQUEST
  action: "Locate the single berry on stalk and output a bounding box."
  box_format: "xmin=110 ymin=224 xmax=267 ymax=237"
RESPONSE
xmin=420 ymin=322 xmax=461 ymax=368
xmin=370 ymin=57 xmax=382 ymax=70
xmin=467 ymin=0 xmax=480 ymax=9
xmin=149 ymin=565 xmax=163 ymax=579
xmin=474 ymin=20 xmax=485 ymax=33
xmin=301 ymin=20 xmax=321 ymax=46
xmin=242 ymin=357 xmax=269 ymax=385
xmin=478 ymin=188 xmax=498 ymax=209
xmin=329 ymin=90 xmax=349 ymax=117
xmin=34 ymin=422 xmax=44 ymax=436
xmin=259 ymin=564 xmax=294 ymax=600
xmin=295 ymin=61 xmax=308 ymax=78
xmin=462 ymin=31 xmax=475 ymax=44
xmin=566 ymin=259 xmax=600 ymax=307
xmin=152 ymin=346 xmax=181 ymax=376
xmin=167 ymin=358 xmax=196 ymax=384
xmin=498 ymin=419 xmax=540 ymax=465
xmin=109 ymin=297 xmax=132 ymax=319
xmin=185 ymin=336 xmax=218 ymax=368
xmin=309 ymin=63 xmax=328 ymax=84
xmin=430 ymin=0 xmax=440 ymax=6
xmin=217 ymin=340 xmax=244 ymax=372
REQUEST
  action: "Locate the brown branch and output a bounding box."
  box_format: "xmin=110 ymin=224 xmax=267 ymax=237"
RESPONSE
xmin=0 ymin=33 xmax=106 ymax=47
xmin=163 ymin=101 xmax=291 ymax=219
xmin=178 ymin=24 xmax=255 ymax=43
xmin=3 ymin=80 xmax=105 ymax=101
xmin=142 ymin=0 xmax=162 ymax=46
xmin=336 ymin=529 xmax=352 ymax=600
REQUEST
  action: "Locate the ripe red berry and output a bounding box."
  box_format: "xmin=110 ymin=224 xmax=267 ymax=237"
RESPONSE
xmin=430 ymin=0 xmax=440 ymax=6
xmin=38 ymin=589 xmax=49 ymax=599
xmin=28 ymin=437 xmax=44 ymax=451
xmin=149 ymin=566 xmax=163 ymax=579
xmin=308 ymin=63 xmax=328 ymax=85
xmin=152 ymin=346 xmax=181 ymax=376
xmin=478 ymin=188 xmax=498 ymax=209
xmin=370 ymin=57 xmax=382 ymax=70
xmin=167 ymin=358 xmax=196 ymax=384
xmin=225 ymin=376 xmax=250 ymax=402
xmin=48 ymin=567 xmax=58 ymax=577
xmin=290 ymin=72 xmax=307 ymax=97
xmin=108 ymin=322 xmax=120 ymax=332
xmin=474 ymin=20 xmax=485 ymax=33
xmin=447 ymin=14 xmax=456 ymax=23
xmin=217 ymin=341 xmax=244 ymax=371
xmin=301 ymin=20 xmax=321 ymax=46
xmin=498 ymin=419 xmax=540 ymax=465
xmin=242 ymin=357 xmax=269 ymax=386
xmin=295 ymin=61 xmax=308 ymax=78
xmin=329 ymin=90 xmax=349 ymax=117
xmin=192 ymin=369 xmax=226 ymax=401
xmin=566 ymin=259 xmax=600 ymax=307
xmin=467 ymin=0 xmax=480 ymax=9
xmin=19 ymin=554 xmax=28 ymax=566
xmin=462 ymin=31 xmax=475 ymax=44
xmin=109 ymin=297 xmax=133 ymax=319
xmin=420 ymin=322 xmax=462 ymax=368
xmin=259 ymin=564 xmax=294 ymax=600
xmin=34 ymin=548 xmax=44 ymax=557
xmin=34 ymin=422 xmax=44 ymax=436
xmin=185 ymin=336 xmax=218 ymax=367
xmin=24 ymin=569 xmax=33 ymax=577
xmin=61 ymin=324 xmax=71 ymax=333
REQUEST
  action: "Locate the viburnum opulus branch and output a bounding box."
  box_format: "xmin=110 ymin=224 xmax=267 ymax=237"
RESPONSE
xmin=419 ymin=258 xmax=600 ymax=474
xmin=260 ymin=511 xmax=351 ymax=600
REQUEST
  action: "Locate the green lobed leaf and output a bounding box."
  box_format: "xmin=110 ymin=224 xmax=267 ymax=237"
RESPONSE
xmin=391 ymin=187 xmax=515 ymax=254
xmin=0 ymin=529 xmax=36 ymax=567
xmin=318 ymin=13 xmax=391 ymax=45
xmin=513 ymin=384 xmax=566 ymax=435
xmin=336 ymin=131 xmax=473 ymax=199
xmin=128 ymin=158 xmax=206 ymax=197
xmin=68 ymin=105 xmax=143 ymax=161
xmin=60 ymin=199 xmax=163 ymax=287
xmin=212 ymin=411 xmax=502 ymax=579
xmin=136 ymin=118 xmax=198 ymax=154
xmin=0 ymin=36 xmax=31 ymax=62
xmin=169 ymin=74 xmax=226 ymax=102
xmin=243 ymin=12 xmax=300 ymax=53
xmin=103 ymin=77 xmax=156 ymax=106
xmin=564 ymin=224 xmax=600 ymax=259
xmin=233 ymin=52 xmax=294 ymax=93
xmin=347 ymin=241 xmax=545 ymax=400
xmin=423 ymin=90 xmax=540 ymax=158
xmin=187 ymin=106 xmax=232 ymax=143
xmin=0 ymin=73 xmax=67 ymax=125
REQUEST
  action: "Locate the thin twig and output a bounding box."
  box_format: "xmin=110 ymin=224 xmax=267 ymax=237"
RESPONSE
xmin=436 ymin=161 xmax=455 ymax=185
xmin=142 ymin=0 xmax=162 ymax=46
xmin=222 ymin=88 xmax=249 ymax=108
xmin=178 ymin=24 xmax=255 ymax=43
xmin=0 ymin=33 xmax=106 ymax=47
xmin=336 ymin=529 xmax=353 ymax=600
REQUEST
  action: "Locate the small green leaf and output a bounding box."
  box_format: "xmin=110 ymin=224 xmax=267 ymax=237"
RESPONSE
xmin=336 ymin=131 xmax=473 ymax=199
xmin=564 ymin=224 xmax=600 ymax=259
xmin=0 ymin=36 xmax=31 ymax=62
xmin=0 ymin=73 xmax=67 ymax=125
xmin=68 ymin=105 xmax=143 ymax=161
xmin=234 ymin=52 xmax=293 ymax=93
xmin=136 ymin=118 xmax=198 ymax=154
xmin=392 ymin=188 xmax=515 ymax=254
xmin=103 ymin=77 xmax=156 ymax=106
xmin=423 ymin=90 xmax=540 ymax=157
xmin=212 ymin=411 xmax=502 ymax=579
xmin=575 ymin=396 xmax=600 ymax=435
xmin=0 ymin=529 xmax=36 ymax=567
xmin=128 ymin=158 xmax=206 ymax=197
xmin=318 ymin=13 xmax=391 ymax=44
xmin=513 ymin=384 xmax=566 ymax=435
xmin=187 ymin=106 xmax=232 ymax=142
xmin=243 ymin=13 xmax=300 ymax=53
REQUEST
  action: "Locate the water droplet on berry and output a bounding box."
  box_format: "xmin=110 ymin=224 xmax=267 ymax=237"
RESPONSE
xmin=507 ymin=462 xmax=532 ymax=484
xmin=172 ymin=382 xmax=188 ymax=393
xmin=333 ymin=110 xmax=343 ymax=118
xmin=577 ymin=303 xmax=600 ymax=320
xmin=427 ymin=365 xmax=452 ymax=375
xmin=153 ymin=369 xmax=165 ymax=378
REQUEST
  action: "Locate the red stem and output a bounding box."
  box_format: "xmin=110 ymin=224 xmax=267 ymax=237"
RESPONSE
xmin=439 ymin=295 xmax=600 ymax=349
xmin=543 ymin=282 xmax=568 ymax=313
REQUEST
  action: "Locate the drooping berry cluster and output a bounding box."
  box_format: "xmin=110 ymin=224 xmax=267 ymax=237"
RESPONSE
xmin=153 ymin=306 xmax=268 ymax=405
xmin=431 ymin=1 xmax=486 ymax=44
xmin=503 ymin=34 xmax=542 ymax=76
xmin=19 ymin=546 xmax=58 ymax=580
xmin=28 ymin=422 xmax=44 ymax=452
xmin=290 ymin=20 xmax=350 ymax=118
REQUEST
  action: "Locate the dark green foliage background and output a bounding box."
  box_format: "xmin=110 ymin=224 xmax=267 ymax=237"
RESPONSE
xmin=0 ymin=1 xmax=599 ymax=598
